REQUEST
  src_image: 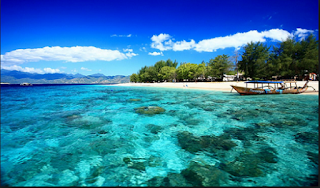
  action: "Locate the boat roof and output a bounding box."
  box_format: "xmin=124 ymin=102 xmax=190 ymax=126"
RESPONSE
xmin=245 ymin=80 xmax=284 ymax=84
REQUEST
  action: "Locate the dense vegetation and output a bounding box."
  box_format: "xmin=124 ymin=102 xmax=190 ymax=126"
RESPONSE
xmin=131 ymin=34 xmax=318 ymax=82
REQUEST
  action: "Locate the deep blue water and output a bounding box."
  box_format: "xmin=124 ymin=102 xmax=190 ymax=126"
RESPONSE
xmin=1 ymin=85 xmax=318 ymax=186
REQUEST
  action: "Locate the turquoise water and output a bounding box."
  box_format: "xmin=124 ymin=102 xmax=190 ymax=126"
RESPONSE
xmin=1 ymin=85 xmax=318 ymax=186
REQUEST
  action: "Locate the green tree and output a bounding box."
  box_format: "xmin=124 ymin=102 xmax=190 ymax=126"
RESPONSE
xmin=177 ymin=63 xmax=199 ymax=81
xmin=137 ymin=66 xmax=148 ymax=82
xmin=160 ymin=66 xmax=176 ymax=81
xmin=154 ymin=60 xmax=167 ymax=81
xmin=130 ymin=73 xmax=138 ymax=83
xmin=296 ymin=34 xmax=319 ymax=77
xmin=176 ymin=62 xmax=187 ymax=81
xmin=188 ymin=63 xmax=198 ymax=80
xmin=195 ymin=62 xmax=206 ymax=81
xmin=144 ymin=66 xmax=158 ymax=82
xmin=238 ymin=42 xmax=270 ymax=79
xmin=266 ymin=34 xmax=318 ymax=79
xmin=208 ymin=54 xmax=233 ymax=79
xmin=265 ymin=45 xmax=282 ymax=79
xmin=277 ymin=37 xmax=298 ymax=78
xmin=165 ymin=59 xmax=176 ymax=67
xmin=173 ymin=60 xmax=179 ymax=68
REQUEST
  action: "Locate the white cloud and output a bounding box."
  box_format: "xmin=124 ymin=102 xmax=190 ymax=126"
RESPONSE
xmin=195 ymin=30 xmax=268 ymax=52
xmin=151 ymin=33 xmax=171 ymax=43
xmin=148 ymin=51 xmax=164 ymax=56
xmin=123 ymin=48 xmax=138 ymax=57
xmin=43 ymin=68 xmax=61 ymax=73
xmin=151 ymin=33 xmax=173 ymax=51
xmin=1 ymin=65 xmax=61 ymax=74
xmin=81 ymin=67 xmax=92 ymax=71
xmin=110 ymin=34 xmax=132 ymax=37
xmin=173 ymin=40 xmax=196 ymax=51
xmin=123 ymin=48 xmax=133 ymax=52
xmin=195 ymin=29 xmax=294 ymax=52
xmin=262 ymin=29 xmax=293 ymax=41
xmin=125 ymin=52 xmax=138 ymax=58
xmin=139 ymin=47 xmax=147 ymax=52
xmin=294 ymin=28 xmax=314 ymax=40
xmin=1 ymin=46 xmax=135 ymax=66
xmin=150 ymin=28 xmax=304 ymax=53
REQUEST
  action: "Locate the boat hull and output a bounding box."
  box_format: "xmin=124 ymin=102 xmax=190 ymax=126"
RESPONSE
xmin=231 ymin=85 xmax=307 ymax=95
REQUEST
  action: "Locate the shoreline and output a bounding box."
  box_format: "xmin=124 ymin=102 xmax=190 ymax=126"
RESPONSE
xmin=115 ymin=81 xmax=319 ymax=95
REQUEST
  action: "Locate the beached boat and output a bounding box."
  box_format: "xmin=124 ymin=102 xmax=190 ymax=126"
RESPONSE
xmin=231 ymin=80 xmax=309 ymax=95
xmin=20 ymin=83 xmax=33 ymax=86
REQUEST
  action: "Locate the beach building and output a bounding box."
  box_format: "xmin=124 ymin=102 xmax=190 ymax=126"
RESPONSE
xmin=222 ymin=73 xmax=244 ymax=81
xmin=223 ymin=74 xmax=236 ymax=81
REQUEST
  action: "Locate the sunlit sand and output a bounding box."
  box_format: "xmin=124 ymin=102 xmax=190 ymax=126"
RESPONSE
xmin=116 ymin=81 xmax=318 ymax=95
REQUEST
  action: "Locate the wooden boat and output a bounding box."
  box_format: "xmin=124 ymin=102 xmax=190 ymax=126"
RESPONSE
xmin=231 ymin=80 xmax=309 ymax=95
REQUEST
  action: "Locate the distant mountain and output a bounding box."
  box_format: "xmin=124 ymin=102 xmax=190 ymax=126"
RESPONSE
xmin=88 ymin=73 xmax=106 ymax=77
xmin=66 ymin=73 xmax=86 ymax=78
xmin=0 ymin=70 xmax=130 ymax=84
xmin=1 ymin=70 xmax=74 ymax=80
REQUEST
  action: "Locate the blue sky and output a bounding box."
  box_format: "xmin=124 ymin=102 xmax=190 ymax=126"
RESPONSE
xmin=1 ymin=0 xmax=318 ymax=76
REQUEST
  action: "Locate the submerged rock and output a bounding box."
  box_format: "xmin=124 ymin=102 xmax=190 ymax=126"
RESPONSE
xmin=223 ymin=108 xmax=274 ymax=122
xmin=184 ymin=117 xmax=202 ymax=127
xmin=271 ymin=117 xmax=308 ymax=128
xmin=150 ymin=97 xmax=163 ymax=101
xmin=255 ymin=122 xmax=274 ymax=127
xmin=65 ymin=114 xmax=81 ymax=120
xmin=212 ymin=99 xmax=228 ymax=103
xmin=146 ymin=124 xmax=163 ymax=134
xmin=134 ymin=106 xmax=165 ymax=115
xmin=147 ymin=176 xmax=164 ymax=187
xmin=220 ymin=149 xmax=278 ymax=177
xmin=198 ymin=104 xmax=215 ymax=111
xmin=143 ymin=134 xmax=160 ymax=143
xmin=146 ymin=173 xmax=191 ymax=187
xmin=223 ymin=127 xmax=265 ymax=147
xmin=256 ymin=150 xmax=278 ymax=163
xmin=97 ymin=130 xmax=108 ymax=135
xmin=177 ymin=131 xmax=237 ymax=154
xmin=163 ymin=173 xmax=192 ymax=187
xmin=147 ymin=155 xmax=162 ymax=167
xmin=123 ymin=155 xmax=163 ymax=173
xmin=201 ymin=135 xmax=238 ymax=151
xmin=128 ymin=99 xmax=141 ymax=102
xmin=294 ymin=132 xmax=318 ymax=145
xmin=129 ymin=161 xmax=146 ymax=171
xmin=177 ymin=131 xmax=203 ymax=153
xmin=307 ymin=151 xmax=318 ymax=165
xmin=123 ymin=157 xmax=132 ymax=164
xmin=181 ymin=160 xmax=229 ymax=186
xmin=122 ymin=157 xmax=148 ymax=171
xmin=89 ymin=139 xmax=117 ymax=155
xmin=58 ymin=169 xmax=79 ymax=186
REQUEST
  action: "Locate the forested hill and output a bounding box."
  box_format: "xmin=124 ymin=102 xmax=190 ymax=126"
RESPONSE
xmin=0 ymin=70 xmax=130 ymax=84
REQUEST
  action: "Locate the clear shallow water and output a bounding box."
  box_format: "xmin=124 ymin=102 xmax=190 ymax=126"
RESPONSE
xmin=1 ymin=85 xmax=318 ymax=186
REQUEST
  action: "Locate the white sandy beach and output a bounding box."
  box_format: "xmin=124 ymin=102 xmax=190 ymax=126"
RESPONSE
xmin=116 ymin=81 xmax=319 ymax=95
